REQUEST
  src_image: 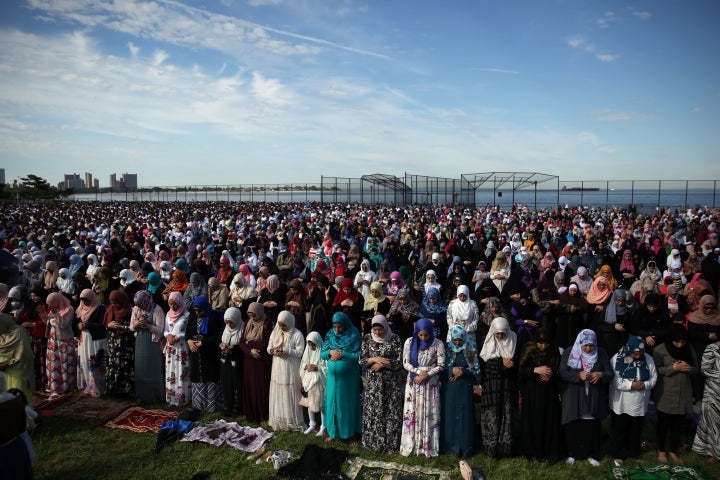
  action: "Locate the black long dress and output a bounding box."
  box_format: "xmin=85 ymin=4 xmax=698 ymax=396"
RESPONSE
xmin=186 ymin=309 xmax=222 ymax=411
xmin=519 ymin=343 xmax=563 ymax=463
xmin=479 ymin=356 xmax=519 ymax=458
xmin=220 ymin=341 xmax=243 ymax=416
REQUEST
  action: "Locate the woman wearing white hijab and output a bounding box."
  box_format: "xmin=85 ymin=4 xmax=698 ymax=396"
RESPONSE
xmin=85 ymin=254 xmax=99 ymax=282
xmin=219 ymin=307 xmax=245 ymax=417
xmin=479 ymin=317 xmax=518 ymax=458
xmin=267 ymin=310 xmax=306 ymax=431
xmin=354 ymin=259 xmax=377 ymax=299
xmin=446 ymin=285 xmax=479 ymax=341
xmin=423 ymin=270 xmax=442 ymax=297
xmin=56 ymin=268 xmax=76 ymax=296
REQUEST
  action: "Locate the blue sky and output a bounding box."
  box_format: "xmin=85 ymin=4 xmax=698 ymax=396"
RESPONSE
xmin=0 ymin=0 xmax=718 ymax=188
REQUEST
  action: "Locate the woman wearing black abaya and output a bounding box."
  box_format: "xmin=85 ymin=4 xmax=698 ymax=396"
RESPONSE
xmin=518 ymin=330 xmax=562 ymax=463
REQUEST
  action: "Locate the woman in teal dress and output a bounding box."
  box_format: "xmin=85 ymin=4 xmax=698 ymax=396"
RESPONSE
xmin=441 ymin=324 xmax=481 ymax=457
xmin=321 ymin=311 xmax=362 ymax=442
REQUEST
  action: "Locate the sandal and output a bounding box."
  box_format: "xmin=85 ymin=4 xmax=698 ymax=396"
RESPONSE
xmin=255 ymin=451 xmax=273 ymax=465
xmin=270 ymin=450 xmax=292 ymax=470
xmin=246 ymin=447 xmax=266 ymax=461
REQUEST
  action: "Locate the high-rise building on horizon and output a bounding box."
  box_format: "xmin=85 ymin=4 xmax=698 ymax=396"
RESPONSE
xmin=109 ymin=173 xmax=117 ymax=189
xmin=84 ymin=172 xmax=93 ymax=190
xmin=0 ymin=168 xmax=5 ymax=185
xmin=121 ymin=173 xmax=137 ymax=190
xmin=62 ymin=173 xmax=84 ymax=190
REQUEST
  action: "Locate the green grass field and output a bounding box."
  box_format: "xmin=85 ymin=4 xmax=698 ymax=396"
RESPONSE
xmin=29 ymin=402 xmax=720 ymax=480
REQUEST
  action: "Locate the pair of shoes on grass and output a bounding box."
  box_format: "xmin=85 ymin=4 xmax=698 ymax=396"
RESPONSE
xmin=565 ymin=457 xmax=599 ymax=467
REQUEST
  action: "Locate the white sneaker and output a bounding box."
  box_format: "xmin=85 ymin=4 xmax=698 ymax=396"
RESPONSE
xmin=588 ymin=457 xmax=600 ymax=467
xmin=315 ymin=425 xmax=326 ymax=437
xmin=565 ymin=457 xmax=575 ymax=465
xmin=303 ymin=424 xmax=316 ymax=435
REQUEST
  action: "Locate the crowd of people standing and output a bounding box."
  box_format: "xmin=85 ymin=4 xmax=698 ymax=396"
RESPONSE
xmin=1 ymin=199 xmax=720 ymax=477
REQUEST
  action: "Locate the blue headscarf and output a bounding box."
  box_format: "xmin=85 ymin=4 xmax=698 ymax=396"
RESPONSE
xmin=419 ymin=287 xmax=448 ymax=318
xmin=448 ymin=324 xmax=471 ymax=353
xmin=409 ymin=318 xmax=435 ymax=379
xmin=323 ymin=312 xmax=362 ymax=352
xmin=192 ymin=295 xmax=212 ymax=335
xmin=614 ymin=336 xmax=650 ymax=381
xmin=68 ymin=254 xmax=84 ymax=276
xmin=146 ymin=272 xmax=163 ymax=294
xmin=175 ymin=258 xmax=191 ymax=275
xmin=604 ymin=288 xmax=628 ymax=324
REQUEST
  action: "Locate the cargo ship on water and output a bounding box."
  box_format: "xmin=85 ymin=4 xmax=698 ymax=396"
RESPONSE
xmin=562 ymin=186 xmax=600 ymax=191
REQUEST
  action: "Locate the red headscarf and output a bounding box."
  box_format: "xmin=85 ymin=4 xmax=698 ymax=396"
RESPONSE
xmin=332 ymin=278 xmax=361 ymax=307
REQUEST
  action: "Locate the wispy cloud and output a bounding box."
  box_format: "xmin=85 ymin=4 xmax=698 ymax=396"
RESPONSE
xmin=630 ymin=8 xmax=652 ymax=21
xmin=590 ymin=109 xmax=655 ymax=122
xmin=595 ymin=53 xmax=620 ymax=63
xmin=474 ymin=67 xmax=520 ymax=75
xmin=567 ymin=36 xmax=619 ymax=63
xmin=596 ymin=11 xmax=618 ymax=29
xmin=567 ymin=36 xmax=584 ymax=48
xmin=25 ymin=0 xmax=390 ymax=60
xmin=691 ymin=107 xmax=701 ymax=113
xmin=248 ymin=0 xmax=283 ymax=6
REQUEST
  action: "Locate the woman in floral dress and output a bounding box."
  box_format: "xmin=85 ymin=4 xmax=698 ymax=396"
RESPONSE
xmin=104 ymin=290 xmax=135 ymax=397
xmin=43 ymin=292 xmax=77 ymax=395
xmin=163 ymin=291 xmax=191 ymax=406
xmin=360 ymin=314 xmax=404 ymax=453
xmin=400 ymin=317 xmax=446 ymax=457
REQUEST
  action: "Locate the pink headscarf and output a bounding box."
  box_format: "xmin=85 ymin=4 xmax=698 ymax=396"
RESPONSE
xmin=238 ymin=264 xmax=252 ymax=282
xmin=166 ymin=291 xmax=187 ymax=322
xmin=619 ymin=249 xmax=635 ymax=274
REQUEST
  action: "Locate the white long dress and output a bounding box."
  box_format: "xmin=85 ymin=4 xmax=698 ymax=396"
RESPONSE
xmin=267 ymin=328 xmax=306 ymax=431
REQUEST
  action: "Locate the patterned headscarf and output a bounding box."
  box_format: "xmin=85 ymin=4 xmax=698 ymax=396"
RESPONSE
xmin=614 ymin=336 xmax=650 ymax=381
xmin=567 ymin=329 xmax=598 ymax=370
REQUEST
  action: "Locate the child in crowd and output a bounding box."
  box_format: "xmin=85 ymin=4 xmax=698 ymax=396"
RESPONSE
xmin=299 ymin=331 xmax=327 ymax=436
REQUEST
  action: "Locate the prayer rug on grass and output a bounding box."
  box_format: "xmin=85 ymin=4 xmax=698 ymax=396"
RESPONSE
xmin=102 ymin=406 xmax=178 ymax=433
xmin=180 ymin=419 xmax=275 ymax=453
xmin=33 ymin=391 xmax=71 ymax=411
xmin=345 ymin=458 xmax=452 ymax=480
xmin=604 ymin=464 xmax=711 ymax=480
xmin=50 ymin=394 xmax=130 ymax=424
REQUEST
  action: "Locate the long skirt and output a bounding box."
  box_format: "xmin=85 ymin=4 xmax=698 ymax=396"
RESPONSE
xmin=192 ymin=381 xmax=221 ymax=412
xmin=31 ymin=335 xmax=47 ymax=391
xmin=106 ymin=329 xmax=136 ymax=397
xmin=45 ymin=327 xmax=77 ymax=395
xmin=134 ymin=330 xmax=165 ymax=404
xmin=221 ymin=359 xmax=242 ymax=416
xmin=165 ymin=340 xmax=191 ymax=406
xmin=77 ymin=331 xmax=107 ymax=396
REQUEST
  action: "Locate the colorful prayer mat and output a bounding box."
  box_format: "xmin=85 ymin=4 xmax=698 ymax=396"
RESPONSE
xmin=102 ymin=406 xmax=178 ymax=433
xmin=604 ymin=464 xmax=711 ymax=480
xmin=50 ymin=394 xmax=130 ymax=424
xmin=345 ymin=458 xmax=452 ymax=480
xmin=180 ymin=419 xmax=275 ymax=453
